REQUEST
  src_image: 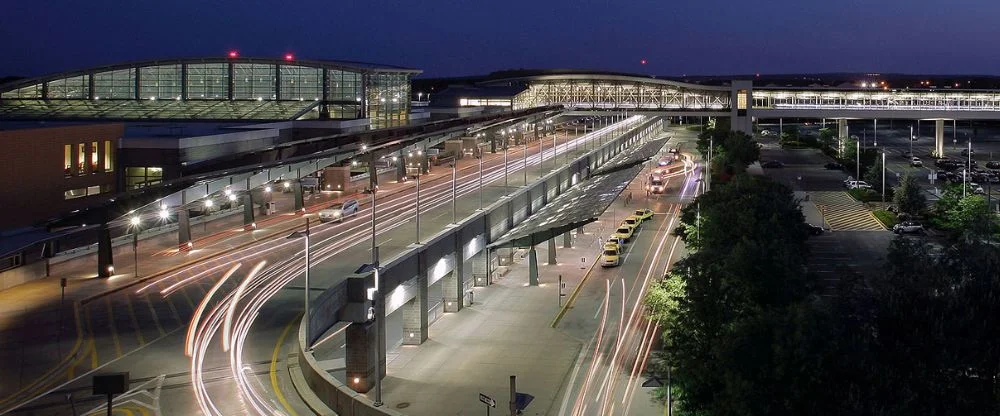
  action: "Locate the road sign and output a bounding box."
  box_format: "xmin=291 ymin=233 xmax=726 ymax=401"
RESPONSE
xmin=479 ymin=393 xmax=496 ymax=408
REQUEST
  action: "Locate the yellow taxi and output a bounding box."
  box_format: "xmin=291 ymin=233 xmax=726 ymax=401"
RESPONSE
xmin=602 ymin=246 xmax=621 ymax=267
xmin=633 ymin=208 xmax=653 ymax=222
xmin=604 ymin=237 xmax=624 ymax=251
xmin=623 ymin=215 xmax=642 ymax=230
xmin=614 ymin=225 xmax=635 ymax=242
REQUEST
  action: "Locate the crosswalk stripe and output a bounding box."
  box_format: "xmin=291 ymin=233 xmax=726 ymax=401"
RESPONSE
xmin=811 ymin=191 xmax=885 ymax=231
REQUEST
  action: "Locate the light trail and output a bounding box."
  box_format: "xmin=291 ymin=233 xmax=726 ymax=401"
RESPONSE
xmin=185 ymin=263 xmax=241 ymax=357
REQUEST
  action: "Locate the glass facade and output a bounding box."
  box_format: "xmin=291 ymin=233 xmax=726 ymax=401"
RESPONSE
xmin=0 ymin=59 xmax=417 ymax=125
xmin=93 ymin=69 xmax=136 ymax=99
xmin=279 ymin=65 xmax=322 ymax=101
xmin=366 ymin=73 xmax=410 ymax=128
xmin=126 ymin=166 xmax=163 ymax=189
xmin=187 ymin=63 xmax=229 ymax=99
xmin=139 ymin=65 xmax=182 ymax=100
xmin=48 ymin=75 xmax=89 ymax=99
xmin=0 ymin=83 xmax=42 ymax=99
xmin=234 ymin=63 xmax=275 ymax=100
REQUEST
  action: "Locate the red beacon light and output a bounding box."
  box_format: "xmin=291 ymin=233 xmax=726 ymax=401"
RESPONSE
xmin=640 ymin=59 xmax=647 ymax=65
xmin=284 ymin=53 xmax=295 ymax=61
xmin=228 ymin=50 xmax=239 ymax=58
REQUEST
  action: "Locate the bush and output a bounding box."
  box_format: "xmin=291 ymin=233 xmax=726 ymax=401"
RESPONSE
xmin=873 ymin=209 xmax=898 ymax=229
xmin=847 ymin=188 xmax=878 ymax=202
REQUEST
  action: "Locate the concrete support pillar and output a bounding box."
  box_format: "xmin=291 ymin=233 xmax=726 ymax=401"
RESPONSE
xmin=936 ymin=119 xmax=945 ymax=158
xmin=345 ymin=320 xmax=378 ymax=393
xmin=420 ymin=152 xmax=429 ymax=175
xmin=178 ymin=209 xmax=192 ymax=251
xmin=577 ymin=224 xmax=585 ymax=235
xmin=528 ymin=246 xmax=539 ymax=286
xmin=563 ymin=231 xmax=572 ymax=248
xmin=396 ymin=155 xmax=406 ymax=182
xmin=402 ymin=253 xmax=429 ymax=345
xmin=242 ymin=193 xmax=255 ymax=231
xmin=368 ymin=154 xmax=379 ymax=190
xmin=837 ymin=119 xmax=848 ymax=156
xmin=473 ymin=249 xmax=488 ymax=287
xmin=97 ymin=223 xmax=113 ymax=277
xmin=547 ymin=238 xmax=557 ymax=265
xmin=293 ymin=181 xmax=305 ymax=213
xmin=443 ymin=268 xmax=463 ymax=313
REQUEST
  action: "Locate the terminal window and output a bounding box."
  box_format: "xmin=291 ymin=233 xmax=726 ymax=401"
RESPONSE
xmin=126 ymin=166 xmax=163 ymax=189
xmin=64 ymin=145 xmax=72 ymax=177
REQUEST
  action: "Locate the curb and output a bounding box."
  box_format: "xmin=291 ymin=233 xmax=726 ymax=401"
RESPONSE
xmin=287 ymin=352 xmax=336 ymax=416
xmin=550 ymin=249 xmax=601 ymax=328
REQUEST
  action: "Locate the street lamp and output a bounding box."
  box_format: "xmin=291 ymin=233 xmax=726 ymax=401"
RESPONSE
xmin=450 ymin=162 xmax=457 ymax=223
xmin=415 ymin=169 xmax=421 ymax=244
xmin=478 ymin=150 xmax=484 ymax=210
xmin=881 ymin=151 xmax=886 ymax=204
xmin=286 ymin=218 xmax=312 ymax=344
xmin=130 ymin=216 xmax=141 ymax=278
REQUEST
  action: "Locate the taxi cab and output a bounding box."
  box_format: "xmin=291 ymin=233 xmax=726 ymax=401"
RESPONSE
xmin=633 ymin=209 xmax=653 ymax=222
xmin=602 ymin=247 xmax=621 ymax=267
xmin=623 ymin=216 xmax=642 ymax=229
xmin=614 ymin=225 xmax=634 ymax=242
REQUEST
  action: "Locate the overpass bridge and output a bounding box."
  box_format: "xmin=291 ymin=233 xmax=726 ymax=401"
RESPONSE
xmin=479 ymin=73 xmax=1000 ymax=157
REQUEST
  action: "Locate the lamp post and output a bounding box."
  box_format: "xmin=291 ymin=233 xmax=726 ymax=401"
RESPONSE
xmin=504 ymin=143 xmax=509 ymax=194
xmin=415 ymin=170 xmax=421 ymax=244
xmin=881 ymin=151 xmax=886 ymax=204
xmin=523 ymin=134 xmax=528 ymax=186
xmin=129 ymin=216 xmax=141 ymax=278
xmin=478 ymin=150 xmax=484 ymax=210
xmin=286 ymin=218 xmax=311 ymax=344
xmin=451 ymin=162 xmax=457 ymax=223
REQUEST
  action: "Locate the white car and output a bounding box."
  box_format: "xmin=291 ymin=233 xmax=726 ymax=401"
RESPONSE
xmin=846 ymin=180 xmax=872 ymax=190
xmin=970 ymin=183 xmax=986 ymax=195
xmin=893 ymin=221 xmax=925 ymax=234
xmin=910 ymin=157 xmax=923 ymax=167
xmin=319 ymin=199 xmax=359 ymax=222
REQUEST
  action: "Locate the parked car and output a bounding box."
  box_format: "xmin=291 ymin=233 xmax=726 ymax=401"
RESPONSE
xmin=893 ymin=220 xmax=925 ymax=234
xmin=319 ymin=199 xmax=359 ymax=222
xmin=602 ymin=247 xmax=621 ymax=267
xmin=824 ymin=162 xmax=844 ymax=170
xmin=986 ymin=161 xmax=1000 ymax=169
xmin=962 ymin=148 xmax=975 ymax=157
xmin=804 ymin=223 xmax=825 ymax=236
xmin=633 ymin=208 xmax=654 ymax=221
xmin=910 ymin=157 xmax=923 ymax=167
xmin=846 ymin=180 xmax=873 ymax=190
xmin=622 ymin=216 xmax=641 ymax=230
xmin=971 ymin=183 xmax=986 ymax=194
xmin=760 ymin=130 xmax=773 ymax=136
xmin=761 ymin=160 xmax=784 ymax=168
xmin=614 ymin=226 xmax=635 ymax=242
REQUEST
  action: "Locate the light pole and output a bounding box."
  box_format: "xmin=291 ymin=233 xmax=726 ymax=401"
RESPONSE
xmin=504 ymin=143 xmax=509 ymax=194
xmin=522 ymin=134 xmax=528 ymax=186
xmin=415 ymin=170 xmax=421 ymax=244
xmin=478 ymin=150 xmax=484 ymax=210
xmin=881 ymin=151 xmax=886 ymax=204
xmin=286 ymin=218 xmax=311 ymax=344
xmin=909 ymin=124 xmax=914 ymax=156
xmin=451 ymin=162 xmax=457 ymax=223
xmin=130 ymin=216 xmax=141 ymax=278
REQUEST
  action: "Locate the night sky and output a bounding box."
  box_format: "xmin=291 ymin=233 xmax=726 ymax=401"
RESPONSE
xmin=3 ymin=0 xmax=997 ymax=78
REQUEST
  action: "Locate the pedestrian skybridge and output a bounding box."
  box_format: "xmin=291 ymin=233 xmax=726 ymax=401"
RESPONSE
xmin=482 ymin=73 xmax=1000 ymax=120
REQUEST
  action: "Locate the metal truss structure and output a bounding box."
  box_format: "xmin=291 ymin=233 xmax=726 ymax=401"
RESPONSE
xmin=754 ymin=89 xmax=1000 ymax=112
xmin=498 ymin=75 xmax=730 ymax=111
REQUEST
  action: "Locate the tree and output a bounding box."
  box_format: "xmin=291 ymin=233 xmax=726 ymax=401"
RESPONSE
xmin=892 ymin=173 xmax=927 ymax=215
xmin=933 ymin=185 xmax=998 ymax=238
xmin=863 ymin=152 xmax=885 ymax=194
xmin=780 ymin=125 xmax=799 ymax=144
xmin=817 ymin=128 xmax=835 ymax=148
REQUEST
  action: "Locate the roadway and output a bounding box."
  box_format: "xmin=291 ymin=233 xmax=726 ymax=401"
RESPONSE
xmin=3 ymin=117 xmax=639 ymax=415
xmin=556 ymin=126 xmax=700 ymax=416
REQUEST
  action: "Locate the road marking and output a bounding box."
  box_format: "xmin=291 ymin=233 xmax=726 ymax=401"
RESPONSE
xmin=123 ymin=295 xmax=146 ymax=346
xmin=105 ymin=298 xmax=123 ymax=359
xmin=143 ymin=295 xmax=167 ymax=337
xmin=271 ymin=312 xmax=303 ymax=416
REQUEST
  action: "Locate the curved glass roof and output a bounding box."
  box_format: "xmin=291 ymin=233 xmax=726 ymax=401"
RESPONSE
xmin=0 ymin=57 xmax=419 ymax=122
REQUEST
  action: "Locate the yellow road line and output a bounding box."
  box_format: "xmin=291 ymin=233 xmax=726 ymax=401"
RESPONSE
xmin=271 ymin=312 xmax=303 ymax=416
xmin=105 ymin=298 xmax=123 ymax=359
xmin=0 ymin=302 xmax=84 ymax=408
xmin=142 ymin=296 xmax=166 ymax=337
xmin=123 ymin=295 xmax=146 ymax=346
xmin=551 ymin=254 xmax=601 ymax=328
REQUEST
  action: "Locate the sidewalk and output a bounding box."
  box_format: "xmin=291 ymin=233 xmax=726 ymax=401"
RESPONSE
xmin=376 ymin=237 xmax=600 ymax=416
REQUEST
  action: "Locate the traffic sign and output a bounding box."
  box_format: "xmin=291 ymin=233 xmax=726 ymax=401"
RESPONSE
xmin=479 ymin=393 xmax=496 ymax=408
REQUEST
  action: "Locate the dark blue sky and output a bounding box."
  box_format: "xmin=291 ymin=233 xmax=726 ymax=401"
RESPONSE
xmin=3 ymin=0 xmax=995 ymax=78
